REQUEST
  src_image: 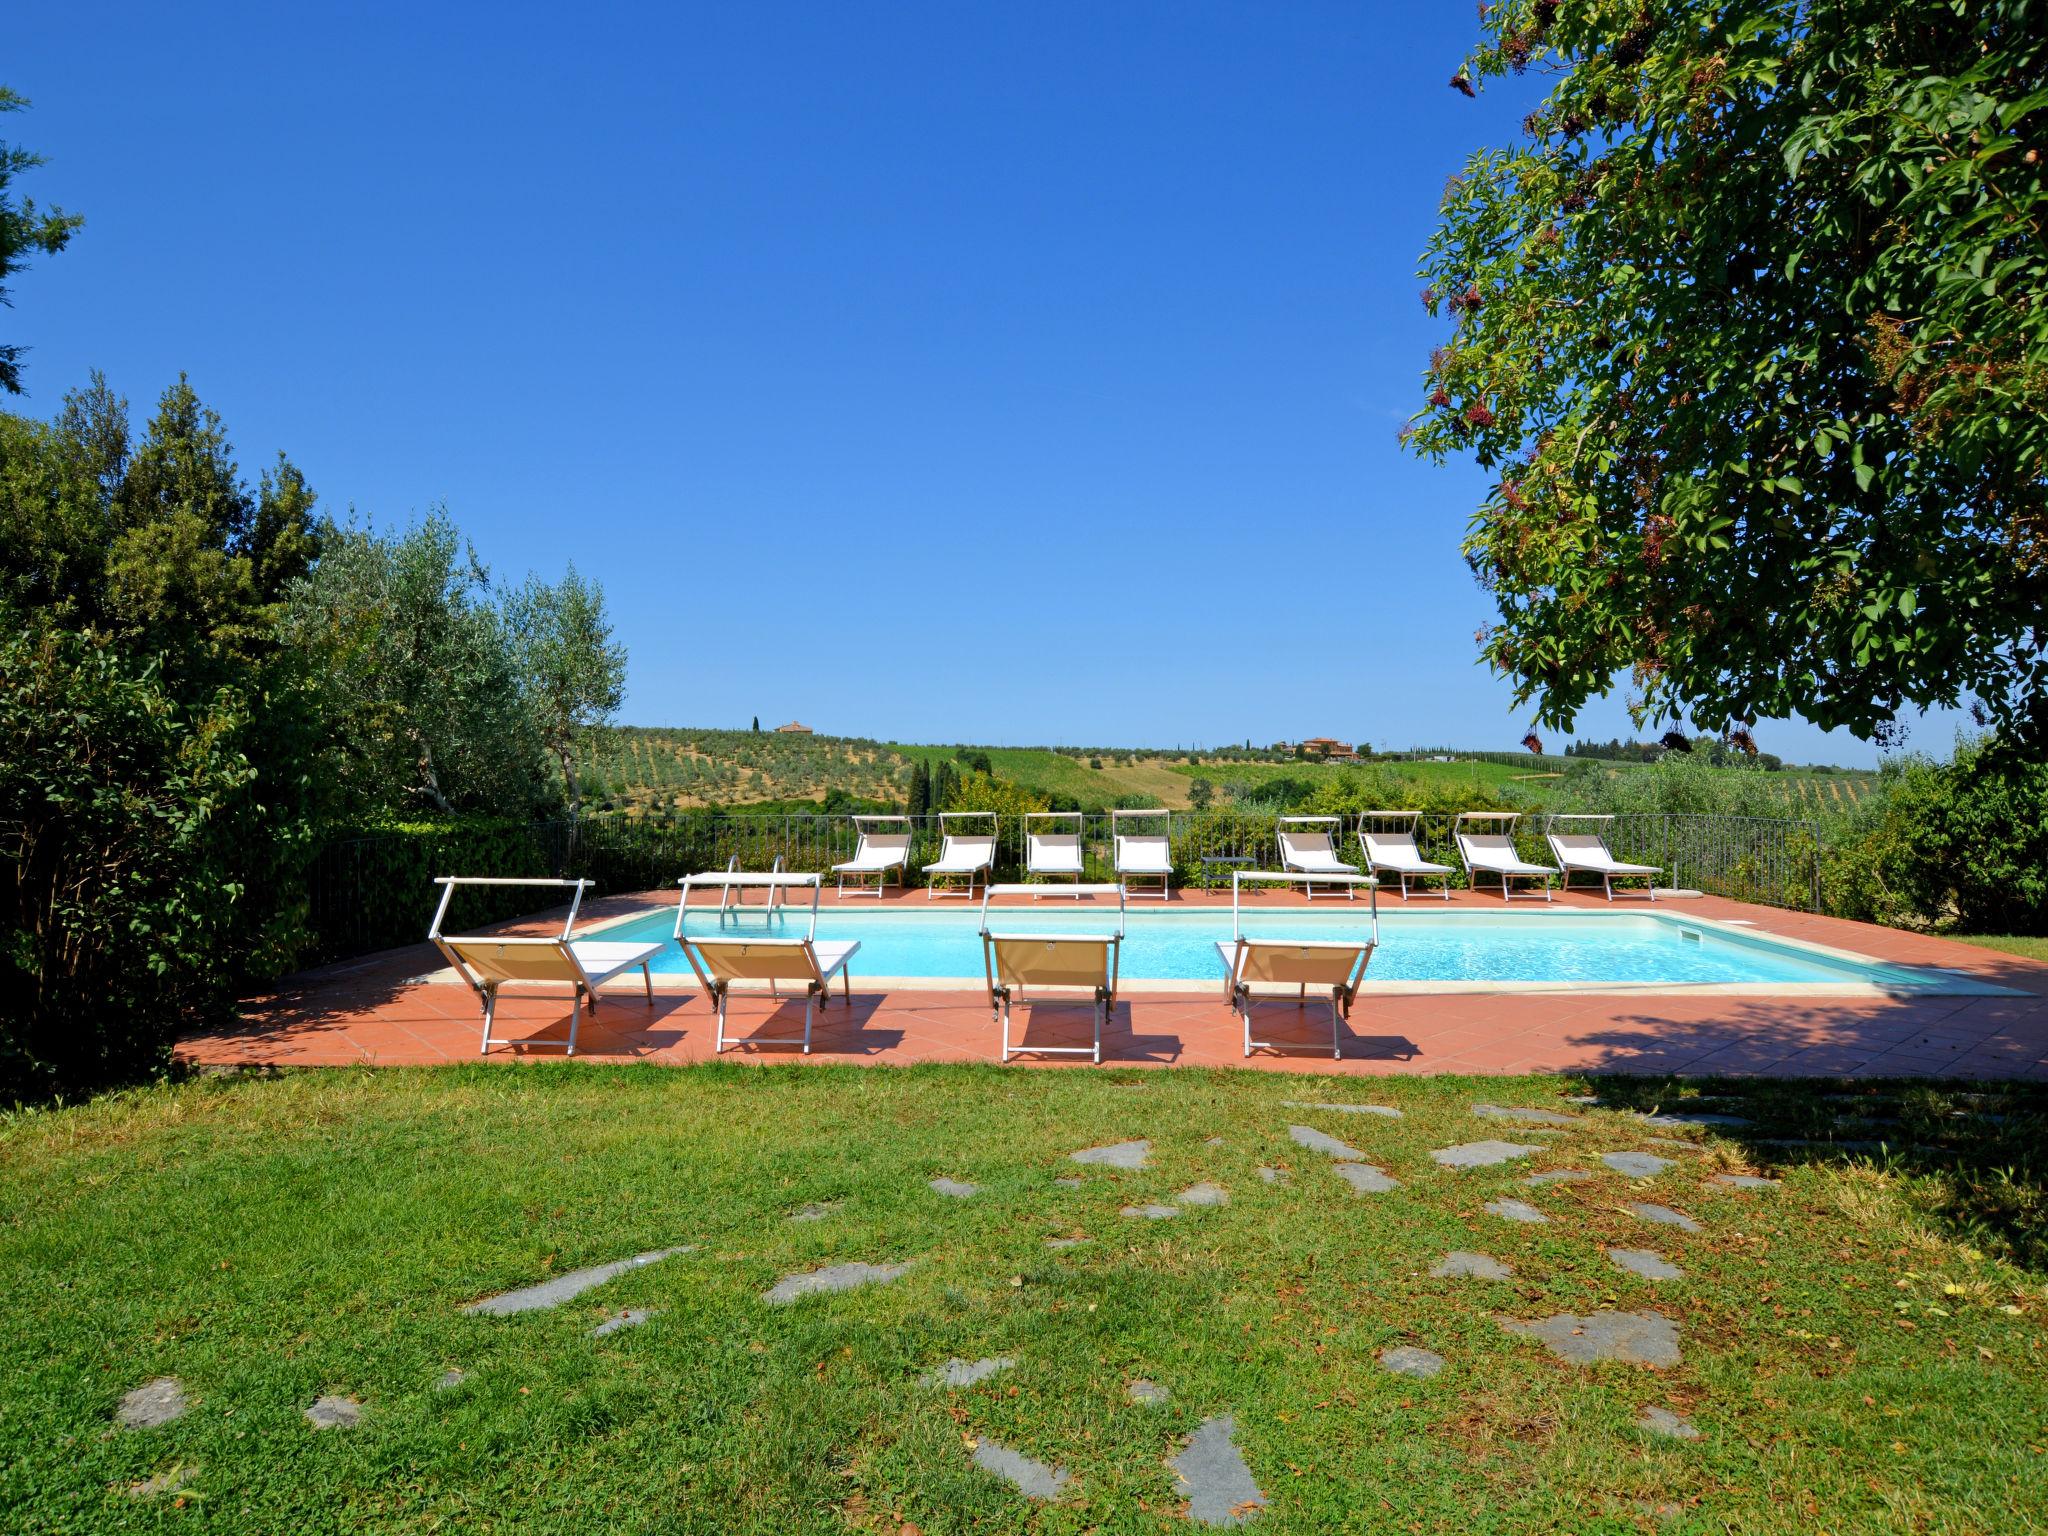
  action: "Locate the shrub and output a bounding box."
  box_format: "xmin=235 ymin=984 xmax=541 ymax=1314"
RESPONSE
xmin=1 ymin=632 xmax=286 ymax=1102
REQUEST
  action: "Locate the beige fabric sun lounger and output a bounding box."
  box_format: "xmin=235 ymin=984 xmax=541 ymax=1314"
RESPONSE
xmin=1277 ymin=815 xmax=1360 ymax=899
xmin=1358 ymin=811 xmax=1455 ymax=901
xmin=1214 ymin=936 xmax=1374 ymax=1059
xmin=675 ymin=871 xmax=858 ymax=1053
xmin=1545 ymin=815 xmax=1661 ymax=901
xmin=925 ymin=811 xmax=997 ymax=899
xmin=429 ymin=877 xmax=660 ymax=1056
xmin=1111 ymin=808 xmax=1172 ymax=900
xmin=979 ymin=883 xmax=1125 ymax=1063
xmin=1023 ymin=811 xmax=1086 ymax=896
xmin=1453 ymin=812 xmax=1556 ymax=902
xmin=831 ymin=815 xmax=912 ymax=897
xmin=1214 ymin=870 xmax=1377 ymax=1057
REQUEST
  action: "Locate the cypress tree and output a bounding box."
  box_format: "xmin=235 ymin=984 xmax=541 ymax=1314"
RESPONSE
xmin=906 ymin=760 xmax=930 ymax=818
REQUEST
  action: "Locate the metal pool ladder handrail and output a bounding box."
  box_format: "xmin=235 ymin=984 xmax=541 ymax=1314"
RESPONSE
xmin=676 ymin=868 xmax=822 ymax=940
xmin=1229 ymin=869 xmax=1379 ymax=945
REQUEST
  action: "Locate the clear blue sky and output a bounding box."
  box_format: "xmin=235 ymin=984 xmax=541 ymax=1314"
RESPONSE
xmin=10 ymin=2 xmax=1963 ymax=765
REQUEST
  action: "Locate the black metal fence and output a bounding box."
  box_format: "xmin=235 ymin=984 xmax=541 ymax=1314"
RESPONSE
xmin=303 ymin=809 xmax=1827 ymax=963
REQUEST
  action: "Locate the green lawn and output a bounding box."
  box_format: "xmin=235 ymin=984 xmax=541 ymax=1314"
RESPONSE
xmin=1947 ymin=935 xmax=2048 ymax=964
xmin=5 ymin=1067 xmax=2044 ymax=1533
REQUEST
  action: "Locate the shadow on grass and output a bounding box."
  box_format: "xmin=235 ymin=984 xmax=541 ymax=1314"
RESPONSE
xmin=1574 ymin=1070 xmax=2048 ymax=1271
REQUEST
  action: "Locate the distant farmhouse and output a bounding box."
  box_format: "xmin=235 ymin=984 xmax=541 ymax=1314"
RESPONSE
xmin=773 ymin=720 xmax=814 ymax=734
xmin=1298 ymin=737 xmax=1360 ymax=762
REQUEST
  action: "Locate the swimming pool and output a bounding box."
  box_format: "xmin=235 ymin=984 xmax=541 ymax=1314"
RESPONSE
xmin=594 ymin=904 xmax=1982 ymax=990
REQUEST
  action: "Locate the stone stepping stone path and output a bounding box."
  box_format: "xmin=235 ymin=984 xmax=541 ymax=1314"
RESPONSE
xmin=463 ymin=1246 xmax=692 ymax=1316
xmin=1171 ymin=1414 xmax=1267 ymax=1527
xmin=1473 ymin=1103 xmax=1580 ymax=1126
xmin=1637 ymin=1405 xmax=1701 ymax=1439
xmin=1287 ymin=1124 xmax=1365 ymax=1160
xmin=1178 ymin=1182 xmax=1230 ymax=1206
xmin=1124 ymin=1203 xmax=1180 ymax=1220
xmin=1432 ymin=1140 xmax=1540 ymax=1169
xmin=1045 ymin=1236 xmax=1089 ymax=1249
xmin=1053 ymin=1177 xmax=1084 ymax=1189
xmin=590 ymin=1308 xmax=659 ymax=1337
xmin=434 ymin=1369 xmax=467 ymax=1391
xmin=1524 ymin=1168 xmax=1593 ymax=1185
xmin=1128 ymin=1378 xmax=1171 ymax=1404
xmin=304 ymin=1395 xmax=362 ymax=1430
xmin=1070 ymin=1139 xmax=1150 ymax=1168
xmin=115 ymin=1377 xmax=188 ymax=1430
xmin=1431 ymin=1251 xmax=1511 ymax=1280
xmin=1284 ymin=1100 xmax=1402 ymax=1118
xmin=972 ymin=1439 xmax=1069 ymax=1499
xmin=1333 ymin=1163 xmax=1400 ymax=1194
xmin=1378 ymin=1346 xmax=1447 ymax=1379
xmin=1484 ymin=1198 xmax=1549 ymax=1224
xmin=924 ymin=1355 xmax=1014 ymax=1388
xmin=1256 ymin=1167 xmax=1287 ymax=1185
xmin=1602 ymin=1151 xmax=1676 ymax=1178
xmin=1608 ymin=1249 xmax=1683 ymax=1281
xmin=1501 ymin=1311 xmax=1681 ymax=1367
xmin=1710 ymin=1174 xmax=1779 ymax=1190
xmin=929 ymin=1177 xmax=980 ymax=1198
xmin=764 ymin=1261 xmax=911 ymax=1305
xmin=1639 ymin=1110 xmax=1749 ymax=1129
xmin=1627 ymin=1203 xmax=1701 ymax=1233
xmin=789 ymin=1202 xmax=837 ymax=1222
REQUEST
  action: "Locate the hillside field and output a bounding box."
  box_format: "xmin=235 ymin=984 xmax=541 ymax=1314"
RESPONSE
xmin=577 ymin=728 xmax=1878 ymax=818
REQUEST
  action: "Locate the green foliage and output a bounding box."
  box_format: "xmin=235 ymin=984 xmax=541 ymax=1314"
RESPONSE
xmin=1826 ymin=738 xmax=2048 ymax=932
xmin=0 ymin=376 xmax=332 ymax=1102
xmin=500 ymin=563 xmax=626 ymax=814
xmin=304 ymin=819 xmax=565 ymax=963
xmin=1411 ymin=0 xmax=2048 ymax=748
xmin=0 ymin=89 xmax=83 ymax=395
xmin=938 ymin=767 xmax=1048 ymax=818
xmin=0 ymin=631 xmax=292 ymax=1101
xmin=282 ymin=511 xmax=556 ymax=821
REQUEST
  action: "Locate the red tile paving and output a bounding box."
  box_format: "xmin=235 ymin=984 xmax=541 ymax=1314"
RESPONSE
xmin=182 ymin=887 xmax=2048 ymax=1080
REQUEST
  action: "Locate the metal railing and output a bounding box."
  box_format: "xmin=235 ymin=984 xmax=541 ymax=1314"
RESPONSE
xmin=303 ymin=808 xmax=1828 ymax=963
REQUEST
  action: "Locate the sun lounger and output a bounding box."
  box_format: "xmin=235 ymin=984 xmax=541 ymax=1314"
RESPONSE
xmin=925 ymin=811 xmax=997 ymax=899
xmin=831 ymin=815 xmax=912 ymax=897
xmin=1276 ymin=815 xmax=1360 ymax=899
xmin=1111 ymin=808 xmax=1173 ymax=900
xmin=429 ymin=877 xmax=660 ymax=1056
xmin=1358 ymin=811 xmax=1455 ymax=901
xmin=1453 ymin=811 xmax=1556 ymax=901
xmin=979 ymin=882 xmax=1125 ymax=1062
xmin=1544 ymin=814 xmax=1661 ymax=901
xmin=1213 ymin=871 xmax=1377 ymax=1058
xmin=675 ymin=871 xmax=858 ymax=1053
xmin=1023 ymin=811 xmax=1086 ymax=896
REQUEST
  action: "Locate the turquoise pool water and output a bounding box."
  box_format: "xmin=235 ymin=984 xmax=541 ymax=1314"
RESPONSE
xmin=598 ymin=905 xmax=1958 ymax=988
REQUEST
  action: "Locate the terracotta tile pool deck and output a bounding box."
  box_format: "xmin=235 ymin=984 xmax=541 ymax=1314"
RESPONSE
xmin=184 ymin=888 xmax=2048 ymax=1081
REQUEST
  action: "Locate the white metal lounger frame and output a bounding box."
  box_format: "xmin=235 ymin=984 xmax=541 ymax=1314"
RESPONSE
xmin=1542 ymin=813 xmax=1661 ymax=902
xmin=1023 ymin=811 xmax=1087 ymax=897
xmin=1220 ymin=871 xmax=1378 ymax=1058
xmin=832 ymin=814 xmax=912 ymax=898
xmin=1111 ymin=808 xmax=1173 ymax=900
xmin=978 ymin=882 xmax=1126 ymax=1063
xmin=429 ymin=876 xmax=658 ymax=1057
xmin=1358 ymin=810 xmax=1454 ymax=902
xmin=674 ymin=871 xmax=857 ymax=1053
xmin=1276 ymin=815 xmax=1360 ymax=900
xmin=926 ymin=811 xmax=998 ymax=900
xmin=1453 ymin=811 xmax=1556 ymax=902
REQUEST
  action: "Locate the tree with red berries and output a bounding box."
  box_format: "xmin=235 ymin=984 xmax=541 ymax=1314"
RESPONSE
xmin=1406 ymin=0 xmax=2047 ymax=750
